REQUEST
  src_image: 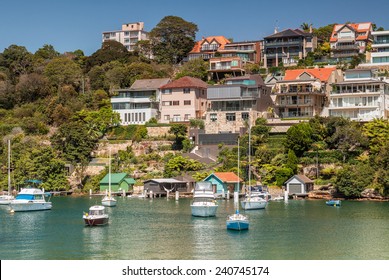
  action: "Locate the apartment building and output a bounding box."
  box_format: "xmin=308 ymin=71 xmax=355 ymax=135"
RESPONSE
xmin=208 ymin=40 xmax=262 ymax=81
xmin=329 ymin=69 xmax=389 ymax=121
xmin=273 ymin=67 xmax=341 ymax=118
xmin=111 ymin=78 xmax=171 ymax=125
xmin=330 ymin=22 xmax=373 ymax=61
xmin=102 ymin=22 xmax=148 ymax=52
xmin=159 ymin=76 xmax=208 ymax=123
xmin=263 ymin=28 xmax=317 ymax=68
xmin=360 ymin=30 xmax=389 ymax=70
xmin=204 ymin=74 xmax=272 ymax=133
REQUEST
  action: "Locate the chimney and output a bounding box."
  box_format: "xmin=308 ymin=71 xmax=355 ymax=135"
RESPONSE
xmin=309 ymin=24 xmax=313 ymax=33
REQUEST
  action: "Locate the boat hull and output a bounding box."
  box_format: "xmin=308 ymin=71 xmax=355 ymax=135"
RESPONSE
xmin=226 ymin=220 xmax=249 ymax=231
xmin=10 ymin=201 xmax=52 ymax=212
xmin=83 ymin=216 xmax=109 ymax=226
xmin=102 ymin=198 xmax=117 ymax=207
xmin=326 ymin=200 xmax=341 ymax=207
xmin=191 ymin=204 xmax=218 ymax=217
xmin=0 ymin=195 xmax=14 ymax=205
xmin=240 ymin=199 xmax=267 ymax=210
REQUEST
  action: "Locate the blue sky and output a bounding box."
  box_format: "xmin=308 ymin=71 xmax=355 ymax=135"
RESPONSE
xmin=1 ymin=0 xmax=389 ymax=56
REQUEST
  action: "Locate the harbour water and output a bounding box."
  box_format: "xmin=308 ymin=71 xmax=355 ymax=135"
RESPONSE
xmin=0 ymin=196 xmax=388 ymax=260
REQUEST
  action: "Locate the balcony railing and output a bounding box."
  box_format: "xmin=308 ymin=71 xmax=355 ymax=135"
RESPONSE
xmin=265 ymin=40 xmax=303 ymax=47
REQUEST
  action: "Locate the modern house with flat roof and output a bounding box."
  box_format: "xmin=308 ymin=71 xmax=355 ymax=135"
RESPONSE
xmin=204 ymin=74 xmax=272 ymax=133
xmin=329 ymin=69 xmax=389 ymax=121
xmin=111 ymin=78 xmax=171 ymax=125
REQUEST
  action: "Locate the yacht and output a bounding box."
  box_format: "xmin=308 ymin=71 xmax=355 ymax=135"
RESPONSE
xmin=241 ymin=186 xmax=268 ymax=210
xmin=9 ymin=186 xmax=52 ymax=212
xmin=190 ymin=181 xmax=218 ymax=217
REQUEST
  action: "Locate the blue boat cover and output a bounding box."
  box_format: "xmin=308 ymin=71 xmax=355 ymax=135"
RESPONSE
xmin=16 ymin=194 xmax=34 ymax=200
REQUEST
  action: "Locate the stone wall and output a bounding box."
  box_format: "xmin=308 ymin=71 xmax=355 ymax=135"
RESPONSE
xmin=147 ymin=126 xmax=171 ymax=138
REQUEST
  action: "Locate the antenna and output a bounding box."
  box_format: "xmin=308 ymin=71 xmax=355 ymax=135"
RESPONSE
xmin=274 ymin=20 xmax=279 ymax=34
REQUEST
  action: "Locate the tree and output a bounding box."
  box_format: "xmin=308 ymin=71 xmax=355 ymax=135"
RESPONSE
xmin=175 ymin=58 xmax=208 ymax=80
xmin=15 ymin=73 xmax=50 ymax=103
xmin=34 ymin=44 xmax=60 ymax=60
xmin=0 ymin=45 xmax=33 ymax=80
xmin=334 ymin=163 xmax=374 ymax=198
xmin=85 ymin=40 xmax=131 ymax=71
xmin=44 ymin=57 xmax=82 ymax=88
xmin=149 ymin=16 xmax=198 ymax=64
xmin=362 ymin=118 xmax=389 ymax=154
xmin=284 ymin=123 xmax=314 ymax=156
xmin=168 ymin=124 xmax=188 ymax=150
xmin=164 ymin=155 xmax=203 ymax=177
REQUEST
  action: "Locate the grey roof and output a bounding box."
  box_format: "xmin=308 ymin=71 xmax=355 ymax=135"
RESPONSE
xmin=144 ymin=178 xmax=185 ymax=183
xmin=130 ymin=78 xmax=171 ymax=90
xmin=265 ymin=29 xmax=311 ymax=39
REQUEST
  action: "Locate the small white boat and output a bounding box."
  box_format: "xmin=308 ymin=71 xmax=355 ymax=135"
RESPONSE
xmin=101 ymin=148 xmax=117 ymax=207
xmin=226 ymin=210 xmax=249 ymax=231
xmin=9 ymin=186 xmax=52 ymax=212
xmin=83 ymin=205 xmax=109 ymax=226
xmin=190 ymin=182 xmax=218 ymax=217
xmin=241 ymin=186 xmax=268 ymax=210
xmin=0 ymin=193 xmax=14 ymax=205
xmin=271 ymin=195 xmax=284 ymax=201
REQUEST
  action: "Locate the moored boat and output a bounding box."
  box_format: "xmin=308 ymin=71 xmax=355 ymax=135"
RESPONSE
xmin=0 ymin=139 xmax=14 ymax=205
xmin=326 ymin=199 xmax=341 ymax=207
xmin=83 ymin=205 xmax=109 ymax=226
xmin=226 ymin=210 xmax=249 ymax=231
xmin=9 ymin=185 xmax=52 ymax=212
xmin=190 ymin=181 xmax=218 ymax=217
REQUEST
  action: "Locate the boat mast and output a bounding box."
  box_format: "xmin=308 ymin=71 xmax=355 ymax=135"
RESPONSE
xmin=248 ymin=119 xmax=251 ymax=195
xmin=7 ymin=139 xmax=11 ymax=194
xmin=108 ymin=147 xmax=111 ymax=196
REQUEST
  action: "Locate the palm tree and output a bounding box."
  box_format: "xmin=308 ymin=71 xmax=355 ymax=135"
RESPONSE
xmin=300 ymin=22 xmax=310 ymax=32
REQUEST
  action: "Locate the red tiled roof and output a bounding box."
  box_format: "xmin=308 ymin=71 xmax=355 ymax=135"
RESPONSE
xmin=284 ymin=67 xmax=337 ymax=82
xmin=189 ymin=36 xmax=231 ymax=53
xmin=330 ymin=22 xmax=372 ymax=42
xmin=160 ymin=76 xmax=208 ymax=89
xmin=213 ymin=172 xmax=242 ymax=183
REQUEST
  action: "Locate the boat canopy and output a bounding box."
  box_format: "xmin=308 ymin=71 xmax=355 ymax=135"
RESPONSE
xmin=194 ymin=181 xmax=213 ymax=191
xmin=15 ymin=194 xmax=35 ymax=200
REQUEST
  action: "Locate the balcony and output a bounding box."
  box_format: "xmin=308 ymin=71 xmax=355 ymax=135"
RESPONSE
xmin=265 ymin=40 xmax=303 ymax=47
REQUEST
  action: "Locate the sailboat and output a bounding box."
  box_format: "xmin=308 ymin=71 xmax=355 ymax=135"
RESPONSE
xmin=226 ymin=138 xmax=249 ymax=231
xmin=0 ymin=139 xmax=14 ymax=205
xmin=240 ymin=123 xmax=267 ymax=210
xmin=102 ymin=148 xmax=117 ymax=207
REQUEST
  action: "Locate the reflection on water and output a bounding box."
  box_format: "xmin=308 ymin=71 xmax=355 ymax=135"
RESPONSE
xmin=0 ymin=197 xmax=388 ymax=260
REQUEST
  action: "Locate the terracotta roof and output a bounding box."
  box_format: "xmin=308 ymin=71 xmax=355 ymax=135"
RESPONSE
xmin=160 ymin=76 xmax=208 ymax=89
xmin=330 ymin=22 xmax=372 ymax=42
xmin=284 ymin=67 xmax=337 ymax=82
xmin=189 ymin=36 xmax=231 ymax=53
xmin=213 ymin=172 xmax=242 ymax=182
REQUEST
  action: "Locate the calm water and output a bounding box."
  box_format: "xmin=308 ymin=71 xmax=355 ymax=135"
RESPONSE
xmin=0 ymin=196 xmax=388 ymax=260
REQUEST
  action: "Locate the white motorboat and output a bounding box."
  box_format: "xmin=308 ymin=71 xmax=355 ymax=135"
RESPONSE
xmin=190 ymin=181 xmax=218 ymax=217
xmin=83 ymin=205 xmax=109 ymax=226
xmin=9 ymin=185 xmax=52 ymax=212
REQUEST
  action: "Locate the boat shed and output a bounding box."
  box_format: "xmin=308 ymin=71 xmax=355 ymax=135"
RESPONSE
xmin=143 ymin=178 xmax=187 ymax=195
xmin=203 ymin=172 xmax=243 ymax=194
xmin=284 ymin=174 xmax=314 ymax=195
xmin=99 ymin=173 xmax=135 ymax=193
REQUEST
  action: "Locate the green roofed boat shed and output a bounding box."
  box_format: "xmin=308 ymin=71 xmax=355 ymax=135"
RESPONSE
xmin=99 ymin=173 xmax=135 ymax=193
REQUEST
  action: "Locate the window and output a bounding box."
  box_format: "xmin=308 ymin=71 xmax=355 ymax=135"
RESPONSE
xmin=210 ymin=113 xmax=217 ymax=121
xmin=184 ymin=100 xmax=191 ymax=105
xmin=226 ymin=113 xmax=236 ymax=121
xmin=241 ymin=112 xmax=249 ymax=120
xmin=162 ymin=89 xmax=172 ymax=94
xmin=163 ymin=101 xmax=171 ymax=106
xmin=173 ymin=101 xmax=180 ymax=106
xmin=164 ymin=115 xmax=170 ymax=121
xmin=183 ymin=88 xmax=190 ymax=93
xmin=184 ymin=114 xmax=190 ymax=120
